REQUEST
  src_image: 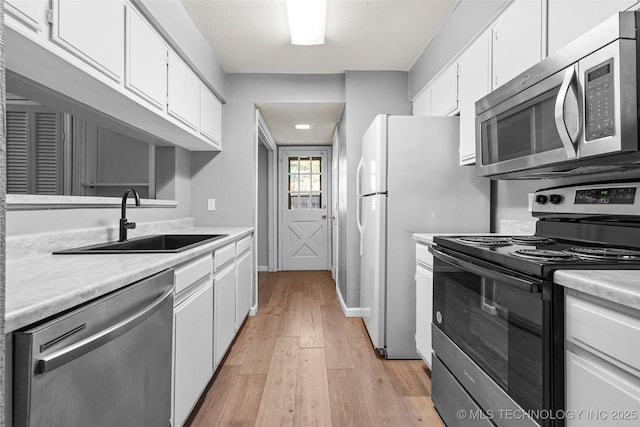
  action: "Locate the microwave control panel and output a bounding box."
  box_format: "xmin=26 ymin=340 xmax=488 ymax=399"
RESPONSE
xmin=584 ymin=59 xmax=615 ymax=141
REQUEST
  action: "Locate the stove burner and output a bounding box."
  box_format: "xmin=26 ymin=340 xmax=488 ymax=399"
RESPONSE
xmin=457 ymin=236 xmax=512 ymax=246
xmin=564 ymin=247 xmax=640 ymax=261
xmin=509 ymin=236 xmax=555 ymax=245
xmin=512 ymin=249 xmax=577 ymax=262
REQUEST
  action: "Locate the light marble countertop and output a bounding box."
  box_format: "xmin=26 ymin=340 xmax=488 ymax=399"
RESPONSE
xmin=412 ymin=232 xmax=513 ymax=245
xmin=554 ymin=270 xmax=640 ymax=312
xmin=6 ymin=226 xmax=253 ymax=333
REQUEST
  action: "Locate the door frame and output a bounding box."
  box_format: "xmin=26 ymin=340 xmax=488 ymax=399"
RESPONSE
xmin=278 ymin=145 xmax=332 ymax=271
xmin=255 ymin=110 xmax=278 ymax=273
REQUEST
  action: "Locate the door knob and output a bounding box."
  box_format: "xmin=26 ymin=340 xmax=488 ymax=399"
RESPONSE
xmin=322 ymin=214 xmax=327 ymax=219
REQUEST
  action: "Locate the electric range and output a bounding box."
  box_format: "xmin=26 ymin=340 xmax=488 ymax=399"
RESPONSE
xmin=430 ymin=181 xmax=640 ymax=427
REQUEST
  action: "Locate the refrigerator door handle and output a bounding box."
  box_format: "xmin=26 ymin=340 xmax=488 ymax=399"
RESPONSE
xmin=356 ymin=158 xmax=364 ymax=197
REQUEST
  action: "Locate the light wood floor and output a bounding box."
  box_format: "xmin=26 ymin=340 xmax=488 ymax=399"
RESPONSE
xmin=187 ymin=271 xmax=445 ymax=427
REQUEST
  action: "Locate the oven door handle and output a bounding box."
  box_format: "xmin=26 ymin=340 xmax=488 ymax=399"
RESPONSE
xmin=431 ymin=247 xmax=542 ymax=294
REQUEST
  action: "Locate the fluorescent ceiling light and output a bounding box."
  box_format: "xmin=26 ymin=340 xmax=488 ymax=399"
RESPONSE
xmin=295 ymin=124 xmax=312 ymax=130
xmin=286 ymin=0 xmax=327 ymax=45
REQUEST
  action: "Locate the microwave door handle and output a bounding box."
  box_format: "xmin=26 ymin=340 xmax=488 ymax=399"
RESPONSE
xmin=431 ymin=247 xmax=541 ymax=294
xmin=554 ymin=66 xmax=582 ymax=159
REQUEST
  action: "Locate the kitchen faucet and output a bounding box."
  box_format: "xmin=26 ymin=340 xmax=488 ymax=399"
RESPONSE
xmin=119 ymin=188 xmax=141 ymax=242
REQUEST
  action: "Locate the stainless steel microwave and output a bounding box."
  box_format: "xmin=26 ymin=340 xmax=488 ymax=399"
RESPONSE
xmin=476 ymin=11 xmax=640 ymax=179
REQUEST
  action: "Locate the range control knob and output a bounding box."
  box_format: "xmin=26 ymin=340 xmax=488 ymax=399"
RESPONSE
xmin=549 ymin=194 xmax=563 ymax=204
xmin=535 ymin=195 xmax=548 ymax=204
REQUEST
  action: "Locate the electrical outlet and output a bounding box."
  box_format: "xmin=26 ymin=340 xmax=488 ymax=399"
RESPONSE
xmin=207 ymin=199 xmax=216 ymax=211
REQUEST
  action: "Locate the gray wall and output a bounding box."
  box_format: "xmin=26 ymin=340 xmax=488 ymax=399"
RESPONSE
xmin=336 ymin=113 xmax=348 ymax=302
xmin=341 ymin=71 xmax=412 ymax=306
xmin=136 ymin=0 xmax=227 ymax=100
xmin=408 ymin=0 xmax=511 ymax=99
xmin=6 ymin=146 xmax=192 ymax=235
xmin=191 ymin=74 xmax=345 ymax=229
xmin=257 ymin=143 xmax=269 ymax=268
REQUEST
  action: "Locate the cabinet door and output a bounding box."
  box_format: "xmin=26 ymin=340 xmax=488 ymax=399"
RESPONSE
xmin=415 ymin=264 xmax=433 ymax=369
xmin=51 ymin=0 xmax=125 ymax=82
xmin=429 ymin=62 xmax=458 ymax=117
xmin=214 ymin=262 xmax=236 ymax=369
xmin=173 ymin=282 xmax=214 ymax=427
xmin=200 ymin=85 xmax=223 ymax=145
xmin=458 ymin=30 xmax=491 ymax=165
xmin=491 ymin=0 xmax=542 ymax=89
xmin=566 ymin=350 xmax=640 ymax=426
xmin=236 ymin=250 xmax=252 ymax=329
xmin=548 ymin=0 xmax=639 ymax=56
xmin=412 ymin=88 xmax=431 ymax=116
xmin=5 ymin=0 xmax=48 ymax=32
xmin=126 ymin=6 xmax=168 ymax=110
xmin=168 ymin=52 xmax=201 ymax=130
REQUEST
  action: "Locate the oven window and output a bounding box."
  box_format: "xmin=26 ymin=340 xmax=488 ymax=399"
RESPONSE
xmin=433 ymin=261 xmax=544 ymax=412
xmin=482 ymin=88 xmax=564 ymax=164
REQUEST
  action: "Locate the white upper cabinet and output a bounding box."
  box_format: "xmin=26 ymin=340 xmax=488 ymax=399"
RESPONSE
xmin=412 ymin=88 xmax=431 ymax=116
xmin=5 ymin=0 xmax=48 ymax=32
xmin=168 ymin=52 xmax=201 ymax=131
xmin=126 ymin=6 xmax=168 ymax=110
xmin=491 ymin=0 xmax=543 ymax=89
xmin=429 ymin=62 xmax=459 ymax=117
xmin=50 ymin=0 xmax=125 ymax=82
xmin=548 ymin=0 xmax=639 ymax=55
xmin=200 ymin=85 xmax=223 ymax=146
xmin=458 ymin=30 xmax=491 ymax=165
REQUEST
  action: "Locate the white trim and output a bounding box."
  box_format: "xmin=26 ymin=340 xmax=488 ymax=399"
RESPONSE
xmin=257 ymin=265 xmax=269 ymax=272
xmin=336 ymin=284 xmax=366 ymax=318
xmin=6 ymin=194 xmax=177 ymax=210
xmin=249 ymin=303 xmax=258 ymax=316
xmin=256 ymin=110 xmax=278 ymax=272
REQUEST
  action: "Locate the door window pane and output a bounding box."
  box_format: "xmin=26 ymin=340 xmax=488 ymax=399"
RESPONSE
xmin=287 ymin=155 xmax=323 ymax=210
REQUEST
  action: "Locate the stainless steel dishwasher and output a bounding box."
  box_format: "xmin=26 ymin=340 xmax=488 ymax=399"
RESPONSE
xmin=13 ymin=269 xmax=174 ymax=427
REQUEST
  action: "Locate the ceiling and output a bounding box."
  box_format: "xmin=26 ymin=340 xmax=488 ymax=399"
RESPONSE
xmin=181 ymin=0 xmax=460 ymax=145
xmin=257 ymin=102 xmax=345 ymax=145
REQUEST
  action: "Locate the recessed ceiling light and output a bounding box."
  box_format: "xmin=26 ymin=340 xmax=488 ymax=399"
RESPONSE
xmin=286 ymin=0 xmax=327 ymax=45
xmin=295 ymin=124 xmax=312 ymax=130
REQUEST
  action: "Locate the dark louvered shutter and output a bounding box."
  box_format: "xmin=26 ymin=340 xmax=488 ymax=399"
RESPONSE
xmin=6 ymin=110 xmax=29 ymax=193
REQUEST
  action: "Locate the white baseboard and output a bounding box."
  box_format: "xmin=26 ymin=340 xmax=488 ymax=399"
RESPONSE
xmin=257 ymin=265 xmax=269 ymax=272
xmin=249 ymin=303 xmax=258 ymax=316
xmin=336 ymin=285 xmax=366 ymax=317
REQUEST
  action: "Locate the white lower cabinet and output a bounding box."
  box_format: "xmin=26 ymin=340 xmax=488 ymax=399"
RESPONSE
xmin=565 ymin=291 xmax=640 ymax=426
xmin=172 ymin=255 xmax=214 ymax=427
xmin=214 ymin=257 xmax=237 ymax=369
xmin=415 ymin=241 xmax=434 ymax=369
xmin=236 ymin=242 xmax=253 ymax=329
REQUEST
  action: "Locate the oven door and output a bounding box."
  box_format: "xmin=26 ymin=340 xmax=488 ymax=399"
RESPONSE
xmin=431 ymin=247 xmax=550 ymax=422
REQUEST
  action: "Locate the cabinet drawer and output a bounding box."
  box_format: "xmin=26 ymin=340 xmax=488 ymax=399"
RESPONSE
xmin=566 ymin=294 xmax=640 ymax=372
xmin=416 ymin=243 xmax=433 ymax=267
xmin=174 ymin=254 xmax=212 ymax=296
xmin=236 ymin=235 xmax=252 ymax=257
xmin=214 ymin=243 xmax=236 ymax=271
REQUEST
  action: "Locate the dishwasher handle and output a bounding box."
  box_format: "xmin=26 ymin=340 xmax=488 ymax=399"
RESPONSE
xmin=36 ymin=286 xmax=173 ymax=375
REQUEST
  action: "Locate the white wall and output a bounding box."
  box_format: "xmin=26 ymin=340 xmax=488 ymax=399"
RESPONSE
xmin=341 ymin=71 xmax=412 ymax=306
xmin=6 ymin=147 xmax=192 ymax=235
xmin=191 ymin=74 xmax=345 ymax=229
xmin=257 ymin=143 xmax=269 ymax=268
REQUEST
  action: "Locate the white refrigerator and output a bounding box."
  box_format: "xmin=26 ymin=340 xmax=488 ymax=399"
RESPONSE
xmin=357 ymin=114 xmax=490 ymax=359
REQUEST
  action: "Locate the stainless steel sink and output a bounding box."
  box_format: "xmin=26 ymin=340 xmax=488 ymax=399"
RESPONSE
xmin=53 ymin=234 xmax=228 ymax=254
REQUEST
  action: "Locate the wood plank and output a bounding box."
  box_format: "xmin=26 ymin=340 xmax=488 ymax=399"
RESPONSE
xmin=239 ymin=314 xmax=282 ymax=375
xmin=401 ymin=396 xmax=446 ymax=427
xmin=299 ymin=288 xmax=324 ymax=348
xmin=254 ymin=337 xmax=300 ymax=427
xmin=321 ymin=303 xmax=355 ymax=369
xmin=317 ymin=273 xmax=336 ymax=306
xmin=262 ymin=274 xmax=289 ymax=316
xmin=327 ymin=369 xmax=374 ymax=427
xmin=214 ymin=374 xmax=267 ymax=427
xmin=384 ymin=360 xmax=428 ymax=397
xmin=223 ymin=315 xmax=258 ymax=367
xmin=279 ymin=291 xmax=304 ymax=337
xmin=293 ymin=348 xmax=332 ymax=427
xmin=258 ymin=272 xmax=278 ymax=309
xmin=187 ymin=364 xmax=238 ymax=427
xmin=342 ymin=318 xmax=414 ymax=426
